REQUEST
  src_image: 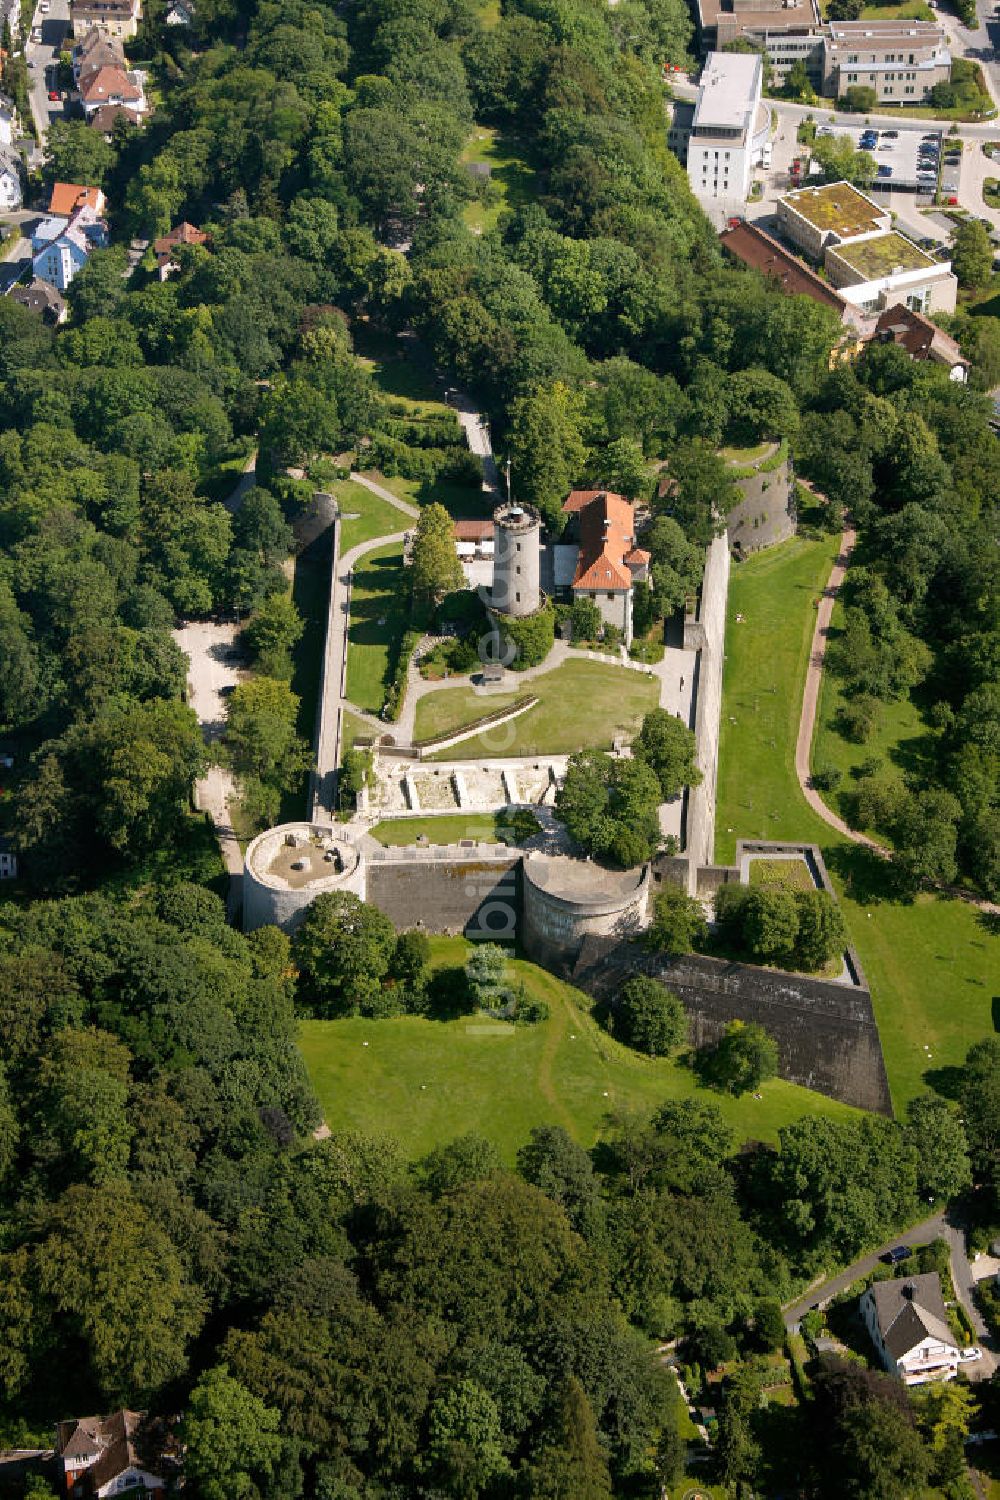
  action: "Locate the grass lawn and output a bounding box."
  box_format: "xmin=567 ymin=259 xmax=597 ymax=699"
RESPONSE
xmin=354 ymin=327 xmax=453 ymax=418
xmin=341 ymin=709 xmax=374 ymax=755
xmin=716 ymin=535 xmax=841 ymax=864
xmin=860 ymin=0 xmax=933 ymax=17
xmin=748 ymin=857 xmax=816 ymax=892
xmin=811 ymin=596 xmax=938 ymax=839
xmin=461 ymin=126 xmax=538 ymax=235
xmin=718 ymin=441 xmax=774 ymax=464
xmin=415 ymin=658 xmax=660 ymax=759
xmin=298 ymin=937 xmax=862 ymax=1162
xmin=370 ymin=810 xmax=540 ymax=846
xmin=715 ymin=537 xmax=1000 ymax=1115
xmin=337 ymin=479 xmax=409 ymax=552
xmin=345 ymin=544 xmax=408 ymax=714
xmin=358 ymin=467 xmax=491 ymax=521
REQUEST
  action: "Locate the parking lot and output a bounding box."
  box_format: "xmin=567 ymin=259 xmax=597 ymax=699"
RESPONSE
xmin=819 ymin=123 xmax=960 ymax=196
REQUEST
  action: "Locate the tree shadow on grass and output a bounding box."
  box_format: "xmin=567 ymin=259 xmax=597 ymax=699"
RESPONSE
xmin=922 ymin=1063 xmax=967 ymax=1100
xmin=424 ymin=965 xmax=476 ymax=1020
xmin=822 ymin=842 xmax=910 ymax=907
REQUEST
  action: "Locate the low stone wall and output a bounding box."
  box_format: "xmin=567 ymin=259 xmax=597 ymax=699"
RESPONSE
xmin=571 ymin=936 xmax=892 ymax=1115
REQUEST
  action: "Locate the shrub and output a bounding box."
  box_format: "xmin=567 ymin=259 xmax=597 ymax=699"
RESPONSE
xmin=611 ymin=976 xmax=687 ymax=1056
xmin=701 ymin=1019 xmax=779 ymax=1095
xmin=570 ymin=596 xmax=602 ymax=642
xmin=812 ymin=764 xmax=842 ymax=792
xmin=836 ymin=694 xmax=880 ymax=744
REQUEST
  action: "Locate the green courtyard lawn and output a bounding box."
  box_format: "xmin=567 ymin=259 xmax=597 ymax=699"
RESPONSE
xmin=416 ymin=657 xmax=660 ymax=759
xmin=341 ymin=709 xmax=374 ymax=755
xmin=748 ymin=857 xmax=816 ymax=893
xmin=371 ymin=810 xmax=540 ymax=846
xmin=298 ymin=937 xmax=861 ymax=1163
xmin=337 ymin=479 xmax=409 ymax=553
xmin=811 ymin=596 xmax=939 ymax=839
xmin=358 ymin=467 xmax=491 ymax=521
xmin=461 ymin=127 xmax=537 ymax=236
xmin=345 ymin=544 xmax=408 ymax=714
xmin=715 ymin=536 xmax=1000 ymax=1114
xmin=716 ymin=534 xmax=841 ymax=864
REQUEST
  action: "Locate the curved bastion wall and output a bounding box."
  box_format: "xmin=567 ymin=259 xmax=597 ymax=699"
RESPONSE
xmin=521 ymin=854 xmax=651 ymax=974
xmin=243 ymin=823 xmax=363 ymax=932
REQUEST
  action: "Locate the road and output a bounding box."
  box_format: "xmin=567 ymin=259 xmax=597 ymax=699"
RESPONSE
xmin=784 ymin=1209 xmax=998 ymax=1382
xmin=23 ymin=0 xmax=70 ymax=152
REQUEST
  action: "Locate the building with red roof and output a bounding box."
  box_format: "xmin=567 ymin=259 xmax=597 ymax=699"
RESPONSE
xmin=561 ymin=489 xmax=649 ymax=647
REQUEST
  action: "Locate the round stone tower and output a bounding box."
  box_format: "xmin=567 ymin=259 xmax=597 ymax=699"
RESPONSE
xmin=490 ymin=501 xmax=541 ymax=618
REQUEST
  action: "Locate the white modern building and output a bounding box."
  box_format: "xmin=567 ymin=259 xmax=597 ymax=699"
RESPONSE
xmin=673 ymin=51 xmax=770 ymax=208
xmin=823 ymin=20 xmax=951 ymax=105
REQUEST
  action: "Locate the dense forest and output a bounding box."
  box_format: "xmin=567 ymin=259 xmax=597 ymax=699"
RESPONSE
xmin=0 ymin=0 xmax=998 ymax=1491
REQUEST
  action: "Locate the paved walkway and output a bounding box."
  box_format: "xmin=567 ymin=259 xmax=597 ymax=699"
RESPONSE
xmin=794 ymin=524 xmax=890 ymax=853
xmin=348 ymin=471 xmax=420 ymax=519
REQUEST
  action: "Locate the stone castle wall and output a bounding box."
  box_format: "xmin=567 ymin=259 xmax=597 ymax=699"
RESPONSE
xmin=571 ymin=936 xmax=892 ymax=1114
xmin=726 ymin=455 xmax=795 ymax=556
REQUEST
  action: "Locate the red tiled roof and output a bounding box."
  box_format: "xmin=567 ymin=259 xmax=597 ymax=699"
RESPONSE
xmin=873 ymin=303 xmax=968 ymax=369
xmin=48 ymin=181 xmax=102 ymax=215
xmin=153 ymin=221 xmax=208 ymax=256
xmin=452 ymin=519 xmax=493 ymax=542
xmin=89 ymin=103 xmax=140 ymax=131
xmin=79 ymin=64 xmax=141 ymax=103
xmin=569 ymin=491 xmax=636 ymax=593
xmin=719 ymin=219 xmax=849 ymax=315
xmin=625 ymin=547 xmax=650 ymax=566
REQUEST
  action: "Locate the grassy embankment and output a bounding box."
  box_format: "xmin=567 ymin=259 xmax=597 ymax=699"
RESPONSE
xmin=415 ymin=658 xmax=660 ymax=759
xmin=299 ymin=936 xmax=861 ymax=1164
xmin=715 ymin=537 xmax=999 ymax=1112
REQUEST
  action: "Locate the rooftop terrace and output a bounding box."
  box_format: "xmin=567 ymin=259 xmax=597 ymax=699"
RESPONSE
xmin=783 ymin=181 xmax=885 ymax=238
xmin=832 ymin=231 xmax=935 ymax=280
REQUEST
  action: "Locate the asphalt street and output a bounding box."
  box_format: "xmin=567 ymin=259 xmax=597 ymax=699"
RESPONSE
xmin=24 ymin=0 xmax=70 ymax=151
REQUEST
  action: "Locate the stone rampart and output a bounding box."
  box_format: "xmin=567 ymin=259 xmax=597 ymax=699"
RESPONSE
xmin=521 ymin=856 xmax=651 ymax=974
xmin=367 ymin=847 xmax=521 ymax=938
xmin=726 ymin=455 xmax=795 ymax=556
xmin=571 ymin=936 xmax=892 ymax=1114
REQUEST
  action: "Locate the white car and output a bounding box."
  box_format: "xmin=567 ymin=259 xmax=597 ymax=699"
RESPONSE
xmin=960 ymin=1346 xmax=983 ymax=1362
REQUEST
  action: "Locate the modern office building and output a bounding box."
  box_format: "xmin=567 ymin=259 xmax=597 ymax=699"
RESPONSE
xmin=822 ymin=19 xmax=950 ymax=104
xmin=673 ymin=50 xmax=770 ymax=206
xmin=777 ymin=181 xmax=957 ymax=315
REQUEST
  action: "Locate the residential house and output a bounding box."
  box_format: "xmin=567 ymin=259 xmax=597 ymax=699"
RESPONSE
xmin=0 ymin=144 xmax=20 ymax=209
xmin=49 ymin=181 xmax=106 ymax=217
xmin=32 ymin=205 xmax=107 ymax=290
xmin=56 ymin=1412 xmax=164 ymax=1498
xmin=871 ymin=303 xmax=969 ymax=381
xmin=860 ymin=1273 xmax=961 ymax=1385
xmin=560 ymin=489 xmax=650 ymax=647
xmin=777 ymin=181 xmax=957 ymax=314
xmin=10 ymin=277 xmax=68 ymax=323
xmin=164 ymin=0 xmax=193 ymax=21
xmin=0 ymin=96 xmax=15 ymax=147
xmin=70 ymin=0 xmax=140 ymax=41
xmin=89 ymin=102 xmax=141 ymax=136
xmin=72 ymin=24 xmax=123 ymax=79
xmin=79 ymin=62 xmax=145 ymax=117
xmin=152 ymin=219 xmax=207 ymax=279
xmin=822 ymin=19 xmax=951 ymax=105
xmin=0 ymin=839 xmax=16 ymax=880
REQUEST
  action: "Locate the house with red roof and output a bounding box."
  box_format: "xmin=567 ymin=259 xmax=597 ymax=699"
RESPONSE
xmin=153 ymin=220 xmax=208 ymax=279
xmin=561 ymin=489 xmax=649 ymax=647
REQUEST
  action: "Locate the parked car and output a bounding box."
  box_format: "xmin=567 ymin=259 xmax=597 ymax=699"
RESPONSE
xmin=877 ymin=164 xmax=893 ymax=177
xmin=883 ymin=129 xmax=899 ymax=139
xmin=47 ymin=88 xmax=58 ymax=100
xmin=0 ymin=754 xmax=13 ymax=771
xmin=960 ymin=1347 xmax=983 ymax=1362
xmin=881 ymin=1245 xmax=913 ymax=1265
xmin=923 ymin=132 xmax=940 ymax=140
